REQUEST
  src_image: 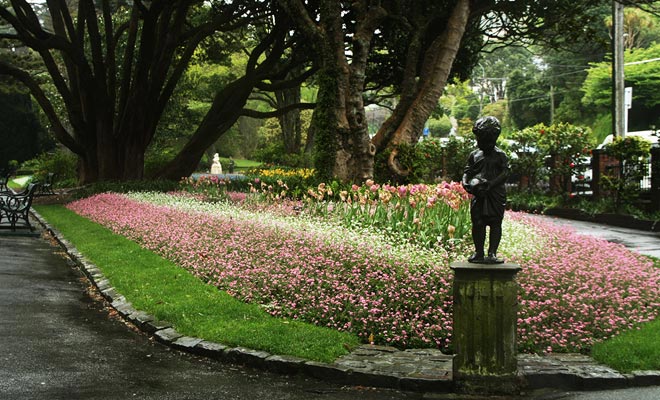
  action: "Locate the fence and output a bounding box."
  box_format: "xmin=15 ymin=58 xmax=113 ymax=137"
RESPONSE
xmin=591 ymin=147 xmax=660 ymax=210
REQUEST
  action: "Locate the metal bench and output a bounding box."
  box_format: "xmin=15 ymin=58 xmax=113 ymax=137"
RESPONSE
xmin=37 ymin=173 xmax=56 ymax=196
xmin=0 ymin=183 xmax=40 ymax=231
xmin=0 ymin=169 xmax=13 ymax=192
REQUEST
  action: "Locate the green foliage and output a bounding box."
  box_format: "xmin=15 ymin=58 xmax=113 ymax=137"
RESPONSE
xmin=373 ymin=147 xmax=399 ymax=184
xmin=0 ymin=90 xmax=50 ymax=170
xmin=582 ymin=43 xmax=660 ymax=130
xmin=252 ymin=128 xmax=313 ymax=168
xmin=374 ymin=137 xmax=473 ymax=184
xmin=415 ymin=138 xmax=446 ymax=180
xmin=507 ymin=126 xmax=548 ymax=192
xmin=311 ymin=68 xmax=339 ymax=181
xmin=427 ymin=115 xmax=452 ymax=137
xmin=506 ymin=191 xmax=563 ymax=214
xmin=591 ymin=114 xmax=613 ymax=145
xmin=456 ymin=117 xmax=475 ymax=137
xmin=440 ymin=79 xmax=481 ymax=121
xmin=441 ymin=136 xmax=474 ymax=181
xmin=481 ymin=100 xmax=509 ymax=129
xmin=507 ymin=70 xmax=551 ymax=129
xmin=144 ymin=149 xmax=177 ymax=178
xmin=21 ymin=148 xmax=78 ymax=187
xmin=539 ymin=122 xmax=593 ymax=193
xmin=214 ymin=125 xmax=245 ymax=158
xmin=506 ymin=122 xmax=592 ymax=195
xmin=509 ymin=189 xmax=660 ymax=221
xmin=602 ymin=135 xmax=653 ymax=209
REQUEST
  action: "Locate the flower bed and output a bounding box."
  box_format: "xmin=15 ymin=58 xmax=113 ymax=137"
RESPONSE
xmin=67 ymin=192 xmax=660 ymax=354
xmin=69 ymin=192 xmax=455 ymax=350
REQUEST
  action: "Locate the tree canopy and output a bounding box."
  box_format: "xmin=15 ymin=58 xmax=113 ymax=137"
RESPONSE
xmin=1 ymin=0 xmax=659 ymax=183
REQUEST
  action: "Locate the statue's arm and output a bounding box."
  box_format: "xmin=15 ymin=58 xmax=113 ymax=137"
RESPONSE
xmin=461 ymin=153 xmax=476 ymax=193
xmin=487 ymin=153 xmax=510 ymax=189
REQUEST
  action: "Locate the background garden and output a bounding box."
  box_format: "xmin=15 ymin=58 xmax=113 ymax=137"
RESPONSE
xmin=30 ymin=172 xmax=660 ymax=373
xmin=2 ymin=0 xmax=659 ymax=376
xmin=3 ymin=1 xmax=659 ymax=218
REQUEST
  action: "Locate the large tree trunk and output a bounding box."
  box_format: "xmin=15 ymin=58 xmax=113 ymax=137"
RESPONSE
xmin=1 ymin=1 xmax=271 ymax=184
xmin=372 ymin=0 xmax=471 ymax=176
xmin=275 ymin=71 xmax=303 ymax=155
xmin=279 ymin=0 xmax=385 ymax=183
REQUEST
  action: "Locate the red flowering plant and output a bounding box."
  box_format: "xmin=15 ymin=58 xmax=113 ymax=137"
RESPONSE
xmin=536 ymin=122 xmax=593 ymax=195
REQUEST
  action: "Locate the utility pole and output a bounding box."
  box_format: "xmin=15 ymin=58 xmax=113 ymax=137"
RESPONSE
xmin=613 ymin=0 xmax=626 ymax=138
xmin=549 ymin=85 xmax=555 ymax=124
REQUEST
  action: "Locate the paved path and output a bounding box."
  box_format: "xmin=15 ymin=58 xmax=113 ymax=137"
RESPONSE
xmin=2 ymin=213 xmax=659 ymax=399
xmin=0 ymin=233 xmax=414 ymax=400
xmin=526 ymin=214 xmax=660 ymax=258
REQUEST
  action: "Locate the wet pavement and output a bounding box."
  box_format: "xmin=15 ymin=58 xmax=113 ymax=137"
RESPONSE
xmin=527 ymin=214 xmax=660 ymax=258
xmin=0 ymin=232 xmax=417 ymax=400
xmin=1 ymin=211 xmax=659 ymax=399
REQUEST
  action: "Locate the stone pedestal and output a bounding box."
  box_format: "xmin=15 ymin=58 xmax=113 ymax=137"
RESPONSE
xmin=450 ymin=262 xmax=522 ymax=394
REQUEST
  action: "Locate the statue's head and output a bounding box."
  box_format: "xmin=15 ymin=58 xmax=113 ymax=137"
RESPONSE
xmin=473 ymin=116 xmax=501 ymax=151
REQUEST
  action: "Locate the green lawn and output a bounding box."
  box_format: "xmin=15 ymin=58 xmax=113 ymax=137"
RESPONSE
xmin=8 ymin=175 xmax=32 ymax=190
xmin=591 ymin=256 xmax=660 ymax=372
xmin=219 ymin=157 xmax=262 ymax=170
xmin=34 ymin=204 xmax=360 ymax=363
xmin=591 ymin=318 xmax=660 ymax=372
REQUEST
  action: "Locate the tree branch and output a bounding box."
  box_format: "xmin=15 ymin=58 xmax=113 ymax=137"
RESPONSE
xmin=254 ymin=66 xmax=316 ymax=91
xmin=277 ymin=0 xmax=324 ymax=46
xmin=240 ymin=102 xmax=316 ymax=118
xmin=116 ymin=4 xmax=140 ymax=133
xmin=102 ymin=0 xmax=116 ymax=110
xmin=0 ymin=59 xmax=83 ymax=154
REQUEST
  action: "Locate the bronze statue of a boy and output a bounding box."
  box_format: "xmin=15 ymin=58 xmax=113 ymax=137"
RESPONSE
xmin=461 ymin=116 xmax=509 ymax=264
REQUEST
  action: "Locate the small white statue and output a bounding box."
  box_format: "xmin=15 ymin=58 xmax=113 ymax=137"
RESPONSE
xmin=211 ymin=153 xmax=222 ymax=174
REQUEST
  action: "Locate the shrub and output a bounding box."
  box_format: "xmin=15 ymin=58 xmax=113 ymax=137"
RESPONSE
xmin=439 ymin=136 xmax=473 ymax=182
xmin=537 ymin=122 xmax=592 ymax=195
xmin=19 ymin=148 xmax=78 ymax=187
xmin=507 ymin=122 xmax=593 ymax=196
xmin=373 ymin=137 xmax=473 ymax=185
xmin=144 ymin=150 xmax=176 ymax=178
xmin=427 ymin=116 xmax=452 ymax=137
xmin=507 ymin=125 xmax=548 ymax=192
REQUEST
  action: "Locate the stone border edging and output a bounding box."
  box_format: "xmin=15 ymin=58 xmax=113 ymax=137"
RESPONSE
xmin=30 ymin=210 xmax=660 ymax=394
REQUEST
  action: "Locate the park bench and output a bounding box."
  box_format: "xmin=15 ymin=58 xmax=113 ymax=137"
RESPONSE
xmin=36 ymin=172 xmax=56 ymax=196
xmin=0 ymin=169 xmax=14 ymax=192
xmin=0 ymin=183 xmax=40 ymax=231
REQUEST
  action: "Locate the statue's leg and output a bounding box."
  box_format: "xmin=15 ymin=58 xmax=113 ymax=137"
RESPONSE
xmin=487 ymin=219 xmax=502 ymax=257
xmin=469 ymin=220 xmax=486 ymax=262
